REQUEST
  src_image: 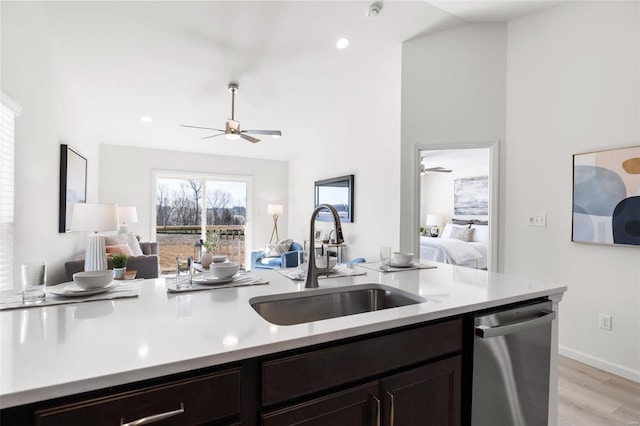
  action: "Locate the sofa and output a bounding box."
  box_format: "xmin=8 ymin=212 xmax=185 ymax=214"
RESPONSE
xmin=251 ymin=240 xmax=303 ymax=270
xmin=65 ymin=241 xmax=160 ymax=281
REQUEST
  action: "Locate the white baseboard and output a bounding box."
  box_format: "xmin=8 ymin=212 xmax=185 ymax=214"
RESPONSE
xmin=559 ymin=345 xmax=640 ymax=383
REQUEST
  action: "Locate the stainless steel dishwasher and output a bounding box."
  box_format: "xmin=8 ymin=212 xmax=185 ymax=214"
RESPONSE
xmin=471 ymin=300 xmax=556 ymax=426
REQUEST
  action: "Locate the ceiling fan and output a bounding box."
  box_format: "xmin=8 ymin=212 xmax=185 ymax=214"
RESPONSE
xmin=181 ymin=83 xmax=282 ymax=144
xmin=421 ymin=165 xmax=452 ymax=174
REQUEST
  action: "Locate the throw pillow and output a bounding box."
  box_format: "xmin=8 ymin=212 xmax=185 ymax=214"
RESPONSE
xmin=263 ymin=239 xmax=293 ymax=258
xmin=449 ymin=226 xmax=474 ymax=242
xmin=105 ymin=233 xmax=143 ymax=256
xmin=124 ymin=232 xmax=144 ymax=256
xmin=106 ymin=244 xmax=134 ymax=255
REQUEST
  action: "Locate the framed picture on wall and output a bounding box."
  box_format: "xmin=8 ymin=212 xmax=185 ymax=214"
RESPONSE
xmin=59 ymin=144 xmax=87 ymax=233
xmin=572 ymin=145 xmax=640 ymax=246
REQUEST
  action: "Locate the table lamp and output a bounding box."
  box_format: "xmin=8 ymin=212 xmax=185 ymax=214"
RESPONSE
xmin=117 ymin=206 xmax=138 ymax=234
xmin=426 ymin=214 xmax=443 ymax=237
xmin=71 ymin=203 xmax=119 ymax=271
xmin=268 ymin=204 xmax=283 ymax=243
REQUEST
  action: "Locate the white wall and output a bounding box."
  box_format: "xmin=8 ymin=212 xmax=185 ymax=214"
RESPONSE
xmin=400 ymin=23 xmax=508 ymax=255
xmin=286 ymin=43 xmax=402 ymax=263
xmin=505 ymin=1 xmax=640 ymax=380
xmin=98 ymin=144 xmax=288 ymax=256
xmin=2 ymin=2 xmax=97 ymax=287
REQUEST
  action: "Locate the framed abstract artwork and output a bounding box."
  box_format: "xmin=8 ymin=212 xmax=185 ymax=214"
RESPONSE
xmin=572 ymin=145 xmax=640 ymax=246
xmin=454 ymin=176 xmax=489 ymax=216
xmin=58 ymin=144 xmax=87 ymax=233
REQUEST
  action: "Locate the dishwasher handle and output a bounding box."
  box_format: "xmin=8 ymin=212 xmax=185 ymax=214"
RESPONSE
xmin=475 ymin=310 xmax=556 ymax=339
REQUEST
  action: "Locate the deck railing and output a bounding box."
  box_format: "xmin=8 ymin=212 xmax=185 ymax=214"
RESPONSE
xmin=156 ymin=225 xmax=246 ymax=272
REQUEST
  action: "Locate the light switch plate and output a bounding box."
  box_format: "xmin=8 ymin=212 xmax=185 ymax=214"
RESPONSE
xmin=527 ymin=214 xmax=546 ymax=227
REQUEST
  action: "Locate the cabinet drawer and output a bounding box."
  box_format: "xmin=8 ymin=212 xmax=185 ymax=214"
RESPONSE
xmin=35 ymin=368 xmax=241 ymax=426
xmin=262 ymin=319 xmax=461 ymax=405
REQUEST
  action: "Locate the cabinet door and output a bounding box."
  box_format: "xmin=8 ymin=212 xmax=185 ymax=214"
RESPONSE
xmin=381 ymin=356 xmax=461 ymax=426
xmin=261 ymin=382 xmax=380 ymax=426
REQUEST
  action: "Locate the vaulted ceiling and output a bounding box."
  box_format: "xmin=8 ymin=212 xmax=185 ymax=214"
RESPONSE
xmin=34 ymin=1 xmax=566 ymax=161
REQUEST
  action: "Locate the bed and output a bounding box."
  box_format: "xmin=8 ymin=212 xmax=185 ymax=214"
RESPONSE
xmin=419 ymin=223 xmax=489 ymax=269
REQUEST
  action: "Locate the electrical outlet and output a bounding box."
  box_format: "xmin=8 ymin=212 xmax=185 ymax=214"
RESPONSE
xmin=527 ymin=214 xmax=547 ymax=227
xmin=599 ymin=314 xmax=612 ymax=331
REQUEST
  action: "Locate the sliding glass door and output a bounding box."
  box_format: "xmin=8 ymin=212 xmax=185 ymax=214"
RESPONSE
xmin=153 ymin=173 xmax=250 ymax=273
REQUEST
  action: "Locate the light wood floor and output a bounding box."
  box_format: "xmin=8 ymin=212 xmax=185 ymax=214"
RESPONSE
xmin=558 ymin=355 xmax=640 ymax=425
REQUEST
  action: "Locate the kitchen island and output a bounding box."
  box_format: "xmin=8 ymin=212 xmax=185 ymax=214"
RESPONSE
xmin=1 ymin=263 xmax=566 ymax=425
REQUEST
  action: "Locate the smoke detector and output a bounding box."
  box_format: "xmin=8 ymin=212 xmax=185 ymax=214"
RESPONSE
xmin=367 ymin=3 xmax=382 ymax=18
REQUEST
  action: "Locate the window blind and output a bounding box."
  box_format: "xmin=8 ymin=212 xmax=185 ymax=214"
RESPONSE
xmin=0 ymin=93 xmax=21 ymax=291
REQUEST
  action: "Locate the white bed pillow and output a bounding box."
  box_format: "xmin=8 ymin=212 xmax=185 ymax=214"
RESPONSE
xmin=471 ymin=224 xmax=489 ymax=243
xmin=441 ymin=223 xmax=470 ymax=239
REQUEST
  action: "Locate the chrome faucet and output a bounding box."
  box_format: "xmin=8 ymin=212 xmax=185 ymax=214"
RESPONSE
xmin=305 ymin=204 xmax=345 ymax=288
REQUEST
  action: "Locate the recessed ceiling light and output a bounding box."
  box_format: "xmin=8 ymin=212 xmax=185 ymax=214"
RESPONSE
xmin=140 ymin=116 xmax=152 ymax=123
xmin=336 ymin=38 xmax=350 ymax=49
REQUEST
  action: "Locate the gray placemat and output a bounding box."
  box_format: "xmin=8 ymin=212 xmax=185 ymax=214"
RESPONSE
xmin=355 ymin=262 xmax=437 ymax=273
xmin=277 ymin=265 xmax=367 ymax=281
xmin=166 ymin=272 xmax=269 ymax=293
xmin=0 ymin=280 xmax=144 ymax=311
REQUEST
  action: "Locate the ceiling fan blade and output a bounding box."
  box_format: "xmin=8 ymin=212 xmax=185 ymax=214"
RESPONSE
xmin=242 ymin=129 xmax=282 ymax=136
xmin=181 ymin=124 xmax=225 ymax=132
xmin=240 ymin=133 xmax=260 ymax=144
xmin=201 ymin=133 xmax=226 ymax=140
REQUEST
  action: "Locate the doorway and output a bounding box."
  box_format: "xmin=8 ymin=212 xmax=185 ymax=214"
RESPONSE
xmin=415 ymin=142 xmax=499 ymax=271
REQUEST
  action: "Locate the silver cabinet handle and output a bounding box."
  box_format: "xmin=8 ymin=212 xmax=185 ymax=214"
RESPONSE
xmin=386 ymin=391 xmax=395 ymax=426
xmin=372 ymin=395 xmax=381 ymax=426
xmin=120 ymin=403 xmax=185 ymax=426
xmin=475 ymin=310 xmax=556 ymax=339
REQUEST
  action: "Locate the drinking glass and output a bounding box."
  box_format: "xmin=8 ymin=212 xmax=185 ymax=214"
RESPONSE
xmin=379 ymin=246 xmax=391 ymax=270
xmin=21 ymin=262 xmax=46 ymax=304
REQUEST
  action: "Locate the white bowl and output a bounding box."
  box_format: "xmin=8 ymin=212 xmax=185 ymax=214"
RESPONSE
xmin=211 ymin=255 xmax=228 ymax=264
xmin=73 ymin=270 xmax=115 ymax=290
xmin=392 ymin=252 xmax=414 ymax=265
xmin=209 ymin=262 xmax=240 ymax=279
xmin=315 ymin=255 xmax=337 ymax=271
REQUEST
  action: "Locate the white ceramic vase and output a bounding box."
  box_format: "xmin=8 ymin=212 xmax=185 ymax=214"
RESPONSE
xmin=201 ymin=251 xmax=213 ymax=268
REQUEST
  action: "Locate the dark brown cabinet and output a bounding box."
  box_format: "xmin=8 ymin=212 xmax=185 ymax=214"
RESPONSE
xmin=381 ymin=356 xmax=461 ymax=426
xmin=260 ymin=356 xmax=461 ymax=426
xmin=260 ymin=320 xmax=463 ymax=426
xmin=33 ymin=368 xmax=241 ymax=426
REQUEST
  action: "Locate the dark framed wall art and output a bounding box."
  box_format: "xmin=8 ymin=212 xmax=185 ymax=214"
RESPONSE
xmin=572 ymin=145 xmax=640 ymax=246
xmin=59 ymin=144 xmax=87 ymax=233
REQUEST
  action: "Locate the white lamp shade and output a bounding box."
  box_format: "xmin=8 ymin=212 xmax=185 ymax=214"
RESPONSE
xmin=117 ymin=206 xmax=138 ymax=224
xmin=268 ymin=204 xmax=283 ymax=216
xmin=426 ymin=214 xmax=443 ymax=227
xmin=71 ymin=203 xmax=119 ymax=232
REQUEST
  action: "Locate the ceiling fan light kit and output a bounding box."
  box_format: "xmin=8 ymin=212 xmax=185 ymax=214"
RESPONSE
xmin=181 ymin=82 xmax=282 ymax=144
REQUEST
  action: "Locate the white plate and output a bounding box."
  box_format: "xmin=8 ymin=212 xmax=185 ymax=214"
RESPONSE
xmin=388 ymin=260 xmax=415 ymax=268
xmin=191 ymin=274 xmax=238 ymax=285
xmin=48 ymin=281 xmax=119 ymax=297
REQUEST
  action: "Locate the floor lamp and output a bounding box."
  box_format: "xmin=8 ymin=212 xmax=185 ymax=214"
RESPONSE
xmin=268 ymin=204 xmax=283 ymax=244
xmin=117 ymin=206 xmax=138 ymax=234
xmin=71 ymin=203 xmax=119 ymax=271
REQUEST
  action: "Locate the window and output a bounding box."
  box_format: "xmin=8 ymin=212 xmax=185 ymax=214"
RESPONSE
xmin=0 ymin=93 xmax=21 ymax=291
xmin=153 ymin=172 xmax=251 ymax=273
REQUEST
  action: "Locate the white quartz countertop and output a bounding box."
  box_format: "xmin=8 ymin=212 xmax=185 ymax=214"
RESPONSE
xmin=0 ymin=263 xmax=566 ymax=409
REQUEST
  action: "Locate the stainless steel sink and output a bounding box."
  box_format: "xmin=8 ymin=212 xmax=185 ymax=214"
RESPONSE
xmin=249 ymin=284 xmax=426 ymax=325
